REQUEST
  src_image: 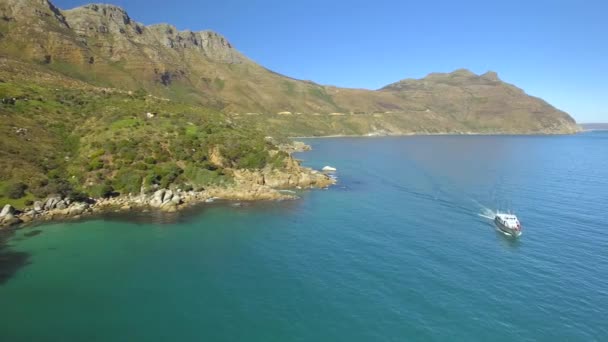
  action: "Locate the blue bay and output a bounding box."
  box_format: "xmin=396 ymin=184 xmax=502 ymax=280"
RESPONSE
xmin=1 ymin=132 xmax=607 ymax=341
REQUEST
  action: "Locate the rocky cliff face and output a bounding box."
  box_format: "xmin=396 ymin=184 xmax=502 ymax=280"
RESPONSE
xmin=0 ymin=0 xmax=579 ymax=134
xmin=0 ymin=0 xmax=87 ymax=62
xmin=62 ymin=4 xmax=245 ymax=64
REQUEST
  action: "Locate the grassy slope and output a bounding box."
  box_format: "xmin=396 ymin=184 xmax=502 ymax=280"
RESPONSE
xmin=0 ymin=59 xmax=286 ymax=208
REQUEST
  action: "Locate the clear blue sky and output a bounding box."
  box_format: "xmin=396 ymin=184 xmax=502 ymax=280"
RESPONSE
xmin=53 ymin=0 xmax=607 ymax=122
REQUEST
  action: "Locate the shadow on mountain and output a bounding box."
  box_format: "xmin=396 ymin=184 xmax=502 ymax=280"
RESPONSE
xmin=0 ymin=231 xmax=31 ymax=285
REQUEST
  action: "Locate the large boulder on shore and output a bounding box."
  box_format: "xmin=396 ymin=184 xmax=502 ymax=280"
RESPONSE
xmin=55 ymin=200 xmax=67 ymax=210
xmin=150 ymin=189 xmax=165 ymax=208
xmin=68 ymin=203 xmax=89 ymax=216
xmin=162 ymin=190 xmax=174 ymax=203
xmin=20 ymin=211 xmax=35 ymax=223
xmin=33 ymin=201 xmax=43 ymax=212
xmin=0 ymin=204 xmax=15 ymax=218
xmin=171 ymin=194 xmax=181 ymax=204
xmin=44 ymin=196 xmax=62 ymax=210
xmin=1 ymin=213 xmax=22 ymax=226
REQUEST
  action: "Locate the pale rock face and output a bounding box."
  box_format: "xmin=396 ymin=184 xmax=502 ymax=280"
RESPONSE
xmin=0 ymin=0 xmax=69 ymax=27
xmin=1 ymin=213 xmax=21 ymax=226
xmin=33 ymin=201 xmax=44 ymax=212
xmin=150 ymin=189 xmax=165 ymax=208
xmin=60 ymin=4 xmax=245 ymax=64
xmin=170 ymin=194 xmax=181 ymax=204
xmin=44 ymin=196 xmax=61 ymax=210
xmin=147 ymin=25 xmax=244 ymax=64
xmin=0 ymin=204 xmax=15 ymax=218
xmin=162 ymin=190 xmax=174 ymax=203
xmin=68 ymin=202 xmax=88 ymax=216
xmin=209 ymin=146 xmax=227 ymax=168
xmin=20 ymin=213 xmax=34 ymax=223
xmin=55 ymin=200 xmax=67 ymax=210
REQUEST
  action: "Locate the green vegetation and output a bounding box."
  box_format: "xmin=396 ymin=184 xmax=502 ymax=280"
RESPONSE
xmin=0 ymin=66 xmax=287 ymax=208
xmin=3 ymin=181 xmax=28 ymax=199
xmin=308 ymin=87 xmax=336 ymax=106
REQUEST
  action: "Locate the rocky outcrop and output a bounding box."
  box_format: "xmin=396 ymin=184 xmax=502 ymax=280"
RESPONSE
xmin=0 ymin=204 xmax=15 ymax=218
xmin=277 ymin=141 xmax=312 ymax=153
xmin=0 ymin=204 xmax=21 ymax=227
xmin=209 ymin=146 xmax=227 ymax=168
xmin=61 ymin=4 xmax=245 ymax=64
xmin=67 ymin=202 xmax=89 ymax=216
xmin=145 ymin=189 xmax=182 ymax=212
xmin=229 ymin=152 xmax=335 ymax=190
xmin=44 ymin=196 xmax=61 ymax=210
xmin=33 ymin=201 xmax=43 ymax=212
xmin=0 ymin=160 xmax=336 ymax=230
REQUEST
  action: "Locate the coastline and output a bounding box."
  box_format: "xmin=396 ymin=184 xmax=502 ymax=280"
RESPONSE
xmin=0 ymin=161 xmax=336 ymax=231
xmin=291 ymin=129 xmax=582 ymax=139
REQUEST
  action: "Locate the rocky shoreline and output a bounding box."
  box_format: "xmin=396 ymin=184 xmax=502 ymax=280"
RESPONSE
xmin=0 ymin=161 xmax=335 ymax=230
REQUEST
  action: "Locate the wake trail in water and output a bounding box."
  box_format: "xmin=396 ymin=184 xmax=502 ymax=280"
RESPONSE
xmin=471 ymin=199 xmax=496 ymax=220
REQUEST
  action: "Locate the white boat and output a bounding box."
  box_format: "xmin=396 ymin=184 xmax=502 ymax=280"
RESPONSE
xmin=322 ymin=166 xmax=337 ymax=172
xmin=494 ymin=212 xmax=522 ymax=237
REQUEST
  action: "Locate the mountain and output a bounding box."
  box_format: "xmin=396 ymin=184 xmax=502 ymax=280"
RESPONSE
xmin=0 ymin=0 xmax=578 ymax=136
xmin=0 ymin=0 xmax=580 ymax=210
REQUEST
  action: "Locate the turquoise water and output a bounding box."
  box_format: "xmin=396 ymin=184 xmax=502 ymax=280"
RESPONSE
xmin=1 ymin=132 xmax=607 ymax=341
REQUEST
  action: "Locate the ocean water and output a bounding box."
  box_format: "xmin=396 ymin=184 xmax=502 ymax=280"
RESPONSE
xmin=1 ymin=132 xmax=607 ymax=341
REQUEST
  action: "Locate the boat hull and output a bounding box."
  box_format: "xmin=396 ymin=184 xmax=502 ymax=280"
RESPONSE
xmin=494 ymin=218 xmax=522 ymax=237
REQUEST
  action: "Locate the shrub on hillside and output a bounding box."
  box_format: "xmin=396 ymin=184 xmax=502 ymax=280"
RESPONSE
xmin=68 ymin=191 xmax=91 ymax=203
xmin=88 ymin=158 xmax=104 ymax=171
xmin=91 ymin=183 xmax=115 ymax=198
xmin=4 ymin=181 xmax=28 ymax=199
xmin=114 ymin=170 xmax=143 ymax=195
xmin=30 ymin=178 xmax=74 ymax=198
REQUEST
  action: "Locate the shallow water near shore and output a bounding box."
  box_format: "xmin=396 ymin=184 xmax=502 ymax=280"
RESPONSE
xmin=1 ymin=132 xmax=608 ymax=341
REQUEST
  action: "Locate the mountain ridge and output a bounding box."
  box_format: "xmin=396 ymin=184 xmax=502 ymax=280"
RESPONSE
xmin=0 ymin=0 xmax=578 ymax=135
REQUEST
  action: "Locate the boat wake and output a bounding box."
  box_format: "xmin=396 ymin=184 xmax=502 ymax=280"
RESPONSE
xmin=478 ymin=208 xmax=496 ymax=220
xmin=472 ymin=200 xmax=497 ymax=220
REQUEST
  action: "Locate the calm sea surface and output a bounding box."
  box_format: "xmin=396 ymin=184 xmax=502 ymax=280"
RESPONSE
xmin=1 ymin=132 xmax=607 ymax=341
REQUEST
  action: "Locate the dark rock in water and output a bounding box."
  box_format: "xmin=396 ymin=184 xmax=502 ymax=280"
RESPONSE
xmin=0 ymin=242 xmax=31 ymax=284
xmin=24 ymin=230 xmax=42 ymax=238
